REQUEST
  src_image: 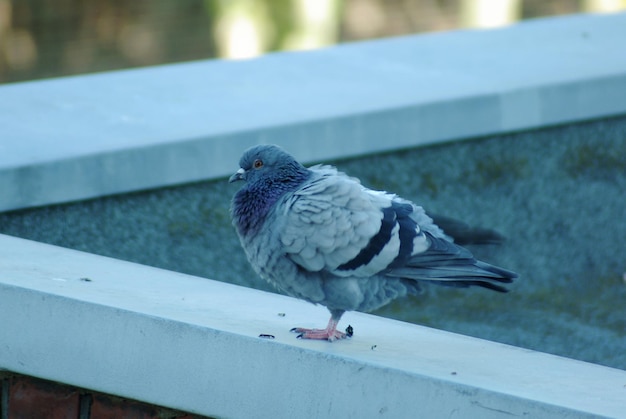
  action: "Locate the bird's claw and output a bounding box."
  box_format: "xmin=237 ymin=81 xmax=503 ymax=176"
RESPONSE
xmin=290 ymin=325 xmax=353 ymax=342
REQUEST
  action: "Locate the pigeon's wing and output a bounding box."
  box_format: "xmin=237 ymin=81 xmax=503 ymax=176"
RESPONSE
xmin=385 ymin=231 xmax=516 ymax=292
xmin=278 ymin=166 xmax=516 ymax=291
xmin=278 ymin=167 xmax=432 ymax=277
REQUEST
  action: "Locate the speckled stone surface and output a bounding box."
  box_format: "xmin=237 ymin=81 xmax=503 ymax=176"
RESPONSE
xmin=2 ymin=116 xmax=625 ymax=369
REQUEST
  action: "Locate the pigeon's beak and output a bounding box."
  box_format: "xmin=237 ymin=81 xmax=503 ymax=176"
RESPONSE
xmin=229 ymin=168 xmax=246 ymax=183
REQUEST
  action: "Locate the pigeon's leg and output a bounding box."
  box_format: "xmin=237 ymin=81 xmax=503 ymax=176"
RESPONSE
xmin=291 ymin=310 xmax=350 ymax=342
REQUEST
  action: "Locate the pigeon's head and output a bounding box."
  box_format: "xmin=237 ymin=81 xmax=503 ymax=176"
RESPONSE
xmin=229 ymin=144 xmax=308 ymax=186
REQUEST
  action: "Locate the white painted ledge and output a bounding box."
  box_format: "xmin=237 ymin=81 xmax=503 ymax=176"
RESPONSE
xmin=0 ymin=234 xmax=624 ymax=418
xmin=1 ymin=12 xmax=626 ymax=211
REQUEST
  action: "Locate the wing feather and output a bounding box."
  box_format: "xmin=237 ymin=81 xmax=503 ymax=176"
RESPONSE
xmin=386 ymin=232 xmax=516 ymax=292
xmin=280 ymin=169 xmax=388 ymax=275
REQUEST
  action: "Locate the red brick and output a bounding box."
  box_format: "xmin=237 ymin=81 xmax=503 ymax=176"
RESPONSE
xmin=90 ymin=393 xmax=162 ymax=419
xmin=8 ymin=375 xmax=80 ymax=419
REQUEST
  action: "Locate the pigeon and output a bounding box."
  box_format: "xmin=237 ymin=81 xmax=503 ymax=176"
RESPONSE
xmin=229 ymin=144 xmax=518 ymax=341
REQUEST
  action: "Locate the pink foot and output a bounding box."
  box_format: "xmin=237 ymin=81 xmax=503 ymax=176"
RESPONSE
xmin=291 ymin=327 xmax=349 ymax=341
xmin=290 ymin=317 xmax=353 ymax=342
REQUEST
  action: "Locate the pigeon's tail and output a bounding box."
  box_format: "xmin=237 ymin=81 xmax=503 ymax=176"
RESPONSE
xmin=430 ymin=214 xmax=505 ymax=245
xmin=386 ymin=232 xmax=517 ymax=293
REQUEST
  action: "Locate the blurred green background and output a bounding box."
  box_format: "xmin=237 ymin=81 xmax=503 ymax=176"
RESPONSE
xmin=1 ymin=0 xmax=625 ymax=83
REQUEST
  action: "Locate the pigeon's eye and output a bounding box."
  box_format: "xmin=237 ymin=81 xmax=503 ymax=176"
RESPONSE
xmin=253 ymin=159 xmax=263 ymax=169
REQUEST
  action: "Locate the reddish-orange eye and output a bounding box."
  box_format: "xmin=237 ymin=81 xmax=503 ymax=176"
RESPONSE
xmin=253 ymin=159 xmax=263 ymax=169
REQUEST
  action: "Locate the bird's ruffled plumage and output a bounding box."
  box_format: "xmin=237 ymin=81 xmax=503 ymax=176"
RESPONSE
xmin=230 ymin=144 xmax=517 ymax=340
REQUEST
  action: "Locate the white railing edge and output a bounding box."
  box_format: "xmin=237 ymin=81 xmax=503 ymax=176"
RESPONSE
xmin=0 ymin=234 xmax=624 ymax=418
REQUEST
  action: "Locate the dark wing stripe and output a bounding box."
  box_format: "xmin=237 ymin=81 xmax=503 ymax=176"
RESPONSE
xmin=337 ymin=205 xmax=396 ymax=271
xmin=388 ymin=202 xmax=418 ymax=269
xmin=431 ymin=280 xmax=510 ymax=293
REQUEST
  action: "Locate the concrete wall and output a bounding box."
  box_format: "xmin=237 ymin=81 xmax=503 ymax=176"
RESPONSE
xmin=1 ymin=13 xmax=625 ymax=211
xmin=1 ymin=12 xmax=626 ymax=419
xmin=2 ymin=115 xmax=625 ymax=372
xmin=1 ymin=234 xmax=625 ymax=418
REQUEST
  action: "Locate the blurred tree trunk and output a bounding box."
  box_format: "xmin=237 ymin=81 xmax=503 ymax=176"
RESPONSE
xmin=582 ymin=0 xmax=626 ymax=12
xmin=208 ymin=0 xmax=273 ymax=59
xmin=207 ymin=0 xmax=342 ymax=59
xmin=459 ymin=0 xmax=521 ymax=28
xmin=281 ymin=0 xmax=343 ymax=51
